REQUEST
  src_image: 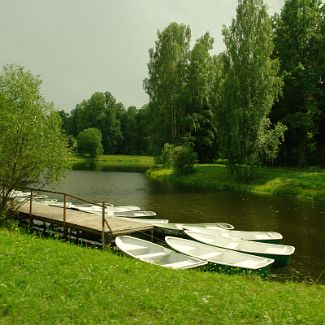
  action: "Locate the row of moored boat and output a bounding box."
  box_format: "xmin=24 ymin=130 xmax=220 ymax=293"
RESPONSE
xmin=11 ymin=190 xmax=295 ymax=274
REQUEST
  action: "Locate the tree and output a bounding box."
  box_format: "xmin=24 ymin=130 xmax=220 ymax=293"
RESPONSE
xmin=219 ymin=0 xmax=286 ymax=176
xmin=77 ymin=128 xmax=103 ymax=157
xmin=135 ymin=104 xmax=150 ymax=154
xmin=119 ymin=105 xmax=151 ymax=155
xmin=144 ymin=22 xmax=191 ymax=155
xmin=120 ymin=106 xmax=138 ymax=154
xmin=185 ymin=32 xmax=218 ymax=163
xmin=0 ymin=64 xmax=70 ymax=218
xmin=70 ymin=92 xmax=124 ymax=154
xmin=272 ymin=0 xmax=324 ymax=167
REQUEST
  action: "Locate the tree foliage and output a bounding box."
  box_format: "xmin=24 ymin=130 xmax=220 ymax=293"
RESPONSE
xmin=272 ymin=0 xmax=324 ymax=167
xmin=62 ymin=94 xmax=151 ymax=156
xmin=70 ymin=92 xmax=123 ymax=154
xmin=172 ymin=145 xmax=197 ymax=175
xmin=144 ymin=22 xmax=191 ymax=155
xmin=219 ymin=0 xmax=286 ymax=176
xmin=185 ymin=33 xmax=218 ymax=163
xmin=0 ymin=64 xmax=70 ymax=216
xmin=56 ymin=1 xmax=324 ymax=170
xmin=77 ymin=128 xmax=103 ymax=157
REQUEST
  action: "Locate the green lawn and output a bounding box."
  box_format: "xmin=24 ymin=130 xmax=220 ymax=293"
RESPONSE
xmin=0 ymin=229 xmax=324 ymax=324
xmin=147 ymin=164 xmax=325 ymax=201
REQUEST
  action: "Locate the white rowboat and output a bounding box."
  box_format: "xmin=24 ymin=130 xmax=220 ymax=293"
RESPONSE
xmin=154 ymin=222 xmax=235 ymax=236
xmin=118 ymin=217 xmax=169 ymax=224
xmin=112 ymin=210 xmax=156 ymax=218
xmin=74 ymin=205 xmax=141 ymax=214
xmin=185 ymin=231 xmax=294 ymax=266
xmin=184 ymin=222 xmax=234 ymax=230
xmin=115 ymin=236 xmax=207 ymax=269
xmin=165 ymin=236 xmax=274 ymax=272
xmin=183 ymin=226 xmax=283 ymax=243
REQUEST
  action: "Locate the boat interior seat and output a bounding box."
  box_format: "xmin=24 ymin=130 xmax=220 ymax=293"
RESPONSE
xmin=121 ymin=243 xmax=149 ymax=255
xmin=199 ymin=251 xmax=222 ymax=259
xmin=235 ymin=259 xmax=260 ymax=268
xmin=162 ymin=260 xmax=200 ymax=269
xmin=226 ymin=242 xmax=240 ymax=250
xmin=137 ymin=251 xmax=167 ymax=259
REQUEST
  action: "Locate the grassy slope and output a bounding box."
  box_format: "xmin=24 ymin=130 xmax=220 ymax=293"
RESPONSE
xmin=147 ymin=164 xmax=325 ymax=201
xmin=0 ymin=229 xmax=324 ymax=324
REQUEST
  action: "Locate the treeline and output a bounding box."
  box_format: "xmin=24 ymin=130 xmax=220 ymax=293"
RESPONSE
xmin=60 ymin=93 xmax=150 ymax=155
xmin=60 ymin=0 xmax=324 ymax=171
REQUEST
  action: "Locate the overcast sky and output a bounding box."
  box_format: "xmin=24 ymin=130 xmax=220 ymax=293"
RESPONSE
xmin=0 ymin=0 xmax=284 ymax=112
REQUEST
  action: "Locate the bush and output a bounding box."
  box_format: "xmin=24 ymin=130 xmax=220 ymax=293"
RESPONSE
xmin=77 ymin=128 xmax=103 ymax=157
xmin=160 ymin=143 xmax=175 ymax=167
xmin=172 ymin=146 xmax=197 ymax=175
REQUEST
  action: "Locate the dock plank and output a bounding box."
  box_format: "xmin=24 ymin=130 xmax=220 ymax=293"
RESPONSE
xmin=17 ymin=203 xmax=153 ymax=236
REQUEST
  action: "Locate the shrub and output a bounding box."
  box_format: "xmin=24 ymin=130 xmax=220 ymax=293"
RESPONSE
xmin=172 ymin=146 xmax=197 ymax=175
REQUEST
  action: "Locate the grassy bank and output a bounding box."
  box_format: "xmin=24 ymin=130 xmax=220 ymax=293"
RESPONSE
xmin=70 ymin=155 xmax=154 ymax=172
xmin=0 ymin=229 xmax=324 ymax=324
xmin=147 ymin=164 xmax=325 ymax=201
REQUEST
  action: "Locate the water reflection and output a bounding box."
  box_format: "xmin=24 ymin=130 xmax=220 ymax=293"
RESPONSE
xmin=51 ymin=170 xmax=325 ymax=283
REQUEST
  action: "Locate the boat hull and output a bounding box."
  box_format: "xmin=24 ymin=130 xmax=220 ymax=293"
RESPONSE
xmin=115 ymin=236 xmax=207 ymax=270
xmin=165 ymin=237 xmax=274 ymax=276
xmin=184 ymin=230 xmax=294 ymax=267
xmin=183 ymin=226 xmax=283 ymax=243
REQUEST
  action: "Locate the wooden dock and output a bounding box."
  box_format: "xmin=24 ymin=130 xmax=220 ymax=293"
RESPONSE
xmin=17 ymin=202 xmax=154 ymax=246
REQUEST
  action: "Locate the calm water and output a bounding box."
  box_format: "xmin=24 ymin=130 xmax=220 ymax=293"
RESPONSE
xmin=50 ymin=170 xmax=325 ymax=283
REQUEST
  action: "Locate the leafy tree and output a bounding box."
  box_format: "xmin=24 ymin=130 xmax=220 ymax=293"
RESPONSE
xmin=135 ymin=104 xmax=150 ymax=154
xmin=272 ymin=0 xmax=324 ymax=167
xmin=120 ymin=106 xmax=138 ymax=154
xmin=77 ymin=128 xmax=103 ymax=157
xmin=58 ymin=110 xmax=74 ymax=135
xmin=70 ymin=92 xmax=124 ymax=154
xmin=0 ymin=64 xmax=70 ymax=219
xmin=219 ymin=0 xmax=286 ymax=176
xmin=185 ymin=32 xmax=218 ymax=163
xmin=144 ymin=22 xmax=191 ymax=155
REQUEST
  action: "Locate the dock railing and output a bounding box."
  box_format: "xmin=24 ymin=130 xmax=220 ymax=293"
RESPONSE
xmin=23 ymin=187 xmax=113 ymax=248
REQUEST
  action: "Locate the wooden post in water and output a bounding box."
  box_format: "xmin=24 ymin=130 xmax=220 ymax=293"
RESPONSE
xmin=102 ymin=202 xmax=105 ymax=249
xmin=29 ymin=190 xmax=33 ymax=228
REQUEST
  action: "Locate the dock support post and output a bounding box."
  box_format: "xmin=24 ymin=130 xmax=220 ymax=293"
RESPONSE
xmin=63 ymin=193 xmax=67 ymax=240
xmin=29 ymin=190 xmax=33 ymax=228
xmin=102 ymin=202 xmax=105 ymax=249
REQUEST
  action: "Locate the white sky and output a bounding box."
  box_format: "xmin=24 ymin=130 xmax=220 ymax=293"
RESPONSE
xmin=0 ymin=0 xmax=284 ymax=112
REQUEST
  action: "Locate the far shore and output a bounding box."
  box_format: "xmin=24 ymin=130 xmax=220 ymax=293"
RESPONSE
xmin=70 ymin=155 xmax=325 ymax=201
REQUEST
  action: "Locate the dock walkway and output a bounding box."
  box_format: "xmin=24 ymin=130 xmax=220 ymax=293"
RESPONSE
xmin=17 ymin=202 xmax=153 ymax=246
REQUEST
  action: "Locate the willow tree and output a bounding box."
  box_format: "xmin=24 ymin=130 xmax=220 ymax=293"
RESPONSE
xmin=219 ymin=0 xmax=286 ymax=176
xmin=0 ymin=64 xmax=70 ymax=220
xmin=143 ymin=22 xmax=191 ymax=155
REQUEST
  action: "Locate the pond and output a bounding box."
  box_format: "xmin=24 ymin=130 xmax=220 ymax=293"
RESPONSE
xmin=50 ymin=170 xmax=325 ymax=284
